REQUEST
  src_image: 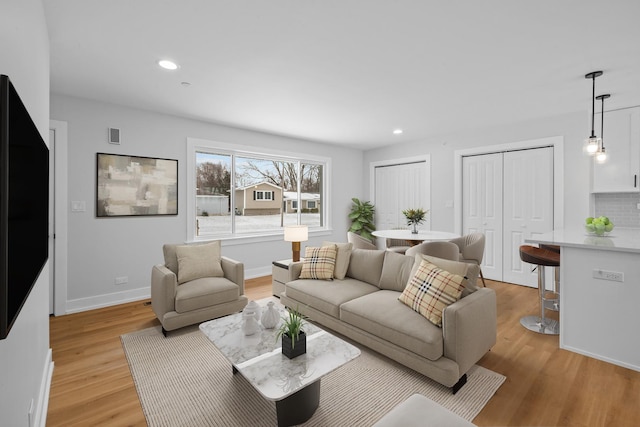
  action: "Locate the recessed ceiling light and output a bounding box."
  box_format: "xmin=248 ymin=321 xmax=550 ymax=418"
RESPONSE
xmin=158 ymin=60 xmax=179 ymax=70
xmin=393 ymin=129 xmax=403 ymax=135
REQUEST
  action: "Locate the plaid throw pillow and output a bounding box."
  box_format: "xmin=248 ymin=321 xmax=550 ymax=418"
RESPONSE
xmin=299 ymin=245 xmax=337 ymax=280
xmin=398 ymin=259 xmax=465 ymax=327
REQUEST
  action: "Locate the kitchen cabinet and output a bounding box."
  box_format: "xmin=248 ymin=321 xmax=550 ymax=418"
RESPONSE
xmin=592 ymin=106 xmax=640 ymax=193
xmin=527 ymin=228 xmax=640 ymax=372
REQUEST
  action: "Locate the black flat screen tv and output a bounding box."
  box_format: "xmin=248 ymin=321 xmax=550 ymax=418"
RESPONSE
xmin=0 ymin=75 xmax=49 ymax=340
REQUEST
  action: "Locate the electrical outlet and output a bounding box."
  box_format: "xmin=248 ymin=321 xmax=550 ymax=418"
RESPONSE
xmin=115 ymin=276 xmax=128 ymax=285
xmin=592 ymin=269 xmax=624 ymax=282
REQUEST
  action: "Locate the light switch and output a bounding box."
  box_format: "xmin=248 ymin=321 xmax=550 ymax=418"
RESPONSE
xmin=71 ymin=201 xmax=86 ymax=212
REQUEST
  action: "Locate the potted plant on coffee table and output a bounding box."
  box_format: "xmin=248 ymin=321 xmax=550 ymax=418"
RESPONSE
xmin=402 ymin=208 xmax=428 ymax=234
xmin=275 ymin=307 xmax=307 ymax=359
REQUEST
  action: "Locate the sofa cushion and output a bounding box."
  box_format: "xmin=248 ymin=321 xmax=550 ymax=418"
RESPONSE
xmin=400 ymin=260 xmax=465 ymax=327
xmin=175 ymin=241 xmax=224 ymax=284
xmin=300 ymin=245 xmax=337 ymax=280
xmin=322 ymin=241 xmax=353 ymax=280
xmin=379 ymin=251 xmax=415 ymax=291
xmin=346 ymin=249 xmax=385 ymax=287
xmin=340 ymin=290 xmax=444 ymax=361
xmin=285 ymin=278 xmax=379 ymax=318
xmin=174 ymin=276 xmax=239 ymax=313
xmin=411 ymin=254 xmax=480 ymax=297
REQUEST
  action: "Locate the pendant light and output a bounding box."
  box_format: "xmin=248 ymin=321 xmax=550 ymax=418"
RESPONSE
xmin=595 ymin=94 xmax=610 ymax=164
xmin=584 ymin=71 xmax=603 ymax=155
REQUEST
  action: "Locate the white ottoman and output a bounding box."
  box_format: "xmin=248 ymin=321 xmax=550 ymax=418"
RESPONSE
xmin=373 ymin=394 xmax=477 ymax=427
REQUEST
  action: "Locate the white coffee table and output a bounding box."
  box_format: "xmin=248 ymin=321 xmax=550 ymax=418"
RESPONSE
xmin=199 ymin=300 xmax=360 ymax=427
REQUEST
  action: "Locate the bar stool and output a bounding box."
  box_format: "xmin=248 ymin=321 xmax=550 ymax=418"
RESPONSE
xmin=519 ymin=245 xmax=560 ymax=335
xmin=539 ymin=244 xmax=560 ymax=311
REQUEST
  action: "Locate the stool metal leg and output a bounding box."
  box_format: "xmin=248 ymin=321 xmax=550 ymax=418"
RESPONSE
xmin=520 ymin=264 xmax=559 ymax=335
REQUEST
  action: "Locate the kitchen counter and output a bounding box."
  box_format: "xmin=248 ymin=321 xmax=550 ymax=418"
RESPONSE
xmin=526 ymin=228 xmax=640 ymax=372
xmin=527 ymin=227 xmax=640 ymax=253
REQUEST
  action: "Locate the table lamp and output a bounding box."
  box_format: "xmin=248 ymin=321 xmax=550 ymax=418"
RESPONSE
xmin=284 ymin=225 xmax=308 ymax=262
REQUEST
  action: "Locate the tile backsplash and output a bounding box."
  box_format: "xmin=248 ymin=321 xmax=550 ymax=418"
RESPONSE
xmin=594 ymin=193 xmax=640 ymax=228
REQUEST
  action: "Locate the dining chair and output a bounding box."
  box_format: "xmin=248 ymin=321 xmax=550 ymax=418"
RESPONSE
xmin=404 ymin=241 xmax=460 ymax=260
xmin=449 ymin=233 xmax=486 ymax=286
xmin=385 ymin=238 xmax=411 ymax=254
xmin=347 ymin=231 xmax=377 ymax=250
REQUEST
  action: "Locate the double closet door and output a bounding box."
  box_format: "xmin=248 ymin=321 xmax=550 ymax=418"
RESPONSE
xmin=462 ymin=147 xmax=554 ymax=287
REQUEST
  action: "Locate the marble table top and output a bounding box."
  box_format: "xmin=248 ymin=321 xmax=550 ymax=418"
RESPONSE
xmin=199 ymin=299 xmax=361 ymax=401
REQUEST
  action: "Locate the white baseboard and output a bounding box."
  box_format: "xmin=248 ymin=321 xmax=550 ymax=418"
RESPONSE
xmin=34 ymin=349 xmax=54 ymax=427
xmin=63 ymin=266 xmax=272 ymax=314
xmin=65 ymin=287 xmax=150 ymax=314
xmin=246 ymin=265 xmax=272 ymax=280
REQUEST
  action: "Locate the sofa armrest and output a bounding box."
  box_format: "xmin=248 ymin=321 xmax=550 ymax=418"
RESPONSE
xmin=151 ymin=264 xmax=178 ymax=321
xmin=221 ymin=256 xmax=245 ymax=294
xmin=442 ymin=287 xmax=497 ymax=375
xmin=288 ymin=261 xmax=304 ymax=281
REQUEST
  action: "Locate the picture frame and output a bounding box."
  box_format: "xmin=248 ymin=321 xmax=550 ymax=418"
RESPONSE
xmin=96 ymin=152 xmax=178 ymax=217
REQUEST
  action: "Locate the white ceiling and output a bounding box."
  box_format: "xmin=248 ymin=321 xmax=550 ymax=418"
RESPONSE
xmin=44 ymin=1 xmax=640 ymax=150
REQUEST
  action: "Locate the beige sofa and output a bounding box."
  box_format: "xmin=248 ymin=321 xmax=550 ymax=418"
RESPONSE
xmin=279 ymin=248 xmax=497 ymax=392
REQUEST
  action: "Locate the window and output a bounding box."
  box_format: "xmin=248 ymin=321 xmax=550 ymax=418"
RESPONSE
xmin=254 ymin=190 xmax=273 ymax=201
xmin=187 ymin=138 xmax=329 ymax=241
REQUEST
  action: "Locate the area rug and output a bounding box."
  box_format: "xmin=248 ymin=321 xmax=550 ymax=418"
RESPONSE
xmin=122 ymin=324 xmax=504 ymax=427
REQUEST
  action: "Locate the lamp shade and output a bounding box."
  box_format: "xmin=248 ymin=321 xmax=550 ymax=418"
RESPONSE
xmin=284 ymin=225 xmax=308 ymax=242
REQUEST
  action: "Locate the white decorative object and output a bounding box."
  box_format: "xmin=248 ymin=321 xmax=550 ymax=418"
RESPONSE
xmin=261 ymin=301 xmax=279 ymax=329
xmin=242 ymin=301 xmax=261 ymax=336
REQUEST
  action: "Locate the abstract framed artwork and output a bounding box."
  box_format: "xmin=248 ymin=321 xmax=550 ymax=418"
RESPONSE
xmin=96 ymin=153 xmax=178 ymax=217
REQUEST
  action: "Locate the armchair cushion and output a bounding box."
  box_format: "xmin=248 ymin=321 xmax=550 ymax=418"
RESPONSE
xmin=174 ymin=276 xmax=240 ymax=313
xmin=175 ymin=241 xmax=223 ymax=284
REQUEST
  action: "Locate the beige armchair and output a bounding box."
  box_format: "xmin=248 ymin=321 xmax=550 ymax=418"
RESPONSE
xmin=405 ymin=241 xmax=460 ymax=260
xmin=449 ymin=233 xmax=486 ymax=286
xmin=151 ymin=241 xmax=248 ymax=336
xmin=347 ymin=231 xmax=377 ymax=250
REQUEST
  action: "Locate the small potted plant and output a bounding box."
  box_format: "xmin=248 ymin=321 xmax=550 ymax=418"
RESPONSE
xmin=275 ymin=306 xmax=307 ymax=359
xmin=402 ymin=208 xmax=428 ymax=234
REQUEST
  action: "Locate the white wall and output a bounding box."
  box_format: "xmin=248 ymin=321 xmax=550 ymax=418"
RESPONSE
xmin=0 ymin=1 xmax=52 ymax=426
xmin=364 ymin=111 xmax=590 ymax=232
xmin=50 ymin=94 xmax=363 ymax=312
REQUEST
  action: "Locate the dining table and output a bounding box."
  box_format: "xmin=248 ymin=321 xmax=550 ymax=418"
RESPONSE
xmin=371 ymin=229 xmax=459 ymax=246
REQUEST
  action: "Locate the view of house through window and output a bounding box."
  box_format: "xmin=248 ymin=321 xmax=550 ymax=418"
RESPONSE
xmin=195 ymin=150 xmax=324 ymax=237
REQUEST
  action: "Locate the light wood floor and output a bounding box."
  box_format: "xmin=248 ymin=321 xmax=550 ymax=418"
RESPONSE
xmin=47 ymin=277 xmax=640 ymax=426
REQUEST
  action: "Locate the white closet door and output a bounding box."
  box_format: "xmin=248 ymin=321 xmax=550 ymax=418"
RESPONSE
xmin=462 ymin=153 xmax=503 ymax=281
xmin=375 ymin=161 xmax=430 ymax=232
xmin=502 ymin=147 xmax=554 ymax=286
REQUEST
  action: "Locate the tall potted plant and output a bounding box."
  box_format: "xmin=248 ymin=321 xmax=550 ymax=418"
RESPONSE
xmin=349 ymin=197 xmax=376 ymax=242
xmin=402 ymin=208 xmax=428 ymax=234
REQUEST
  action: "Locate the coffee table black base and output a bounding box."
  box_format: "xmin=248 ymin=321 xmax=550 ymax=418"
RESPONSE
xmin=276 ymin=379 xmax=320 ymax=427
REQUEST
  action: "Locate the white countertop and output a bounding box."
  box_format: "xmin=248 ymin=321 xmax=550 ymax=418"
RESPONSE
xmin=526 ymin=227 xmax=640 ymax=253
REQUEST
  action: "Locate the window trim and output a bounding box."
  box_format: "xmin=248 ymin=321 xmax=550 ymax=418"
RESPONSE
xmin=187 ymin=137 xmax=331 ymax=243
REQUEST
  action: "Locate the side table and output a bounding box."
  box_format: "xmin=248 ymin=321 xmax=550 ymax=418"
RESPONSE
xmin=272 ymin=259 xmax=293 ymax=297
